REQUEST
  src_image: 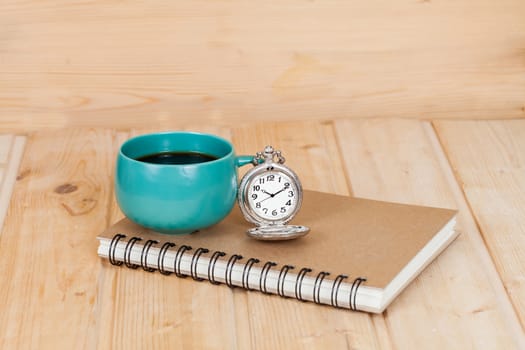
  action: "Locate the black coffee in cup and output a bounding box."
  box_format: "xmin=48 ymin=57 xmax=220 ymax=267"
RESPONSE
xmin=136 ymin=151 xmax=218 ymax=165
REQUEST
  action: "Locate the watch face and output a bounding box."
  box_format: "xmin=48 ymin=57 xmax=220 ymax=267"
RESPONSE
xmin=246 ymin=170 xmax=299 ymax=222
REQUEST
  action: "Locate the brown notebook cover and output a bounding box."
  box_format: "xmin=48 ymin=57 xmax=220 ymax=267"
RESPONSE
xmin=98 ymin=190 xmax=457 ymax=313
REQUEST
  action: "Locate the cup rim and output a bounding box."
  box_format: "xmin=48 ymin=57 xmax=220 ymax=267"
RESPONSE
xmin=119 ymin=131 xmax=234 ymax=167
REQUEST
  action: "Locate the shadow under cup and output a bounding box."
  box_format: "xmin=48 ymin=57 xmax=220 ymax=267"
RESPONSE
xmin=116 ymin=131 xmax=250 ymax=234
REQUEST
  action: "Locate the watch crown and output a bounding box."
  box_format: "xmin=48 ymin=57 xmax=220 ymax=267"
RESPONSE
xmin=262 ymin=145 xmax=285 ymax=164
xmin=253 ymin=145 xmax=286 ymax=164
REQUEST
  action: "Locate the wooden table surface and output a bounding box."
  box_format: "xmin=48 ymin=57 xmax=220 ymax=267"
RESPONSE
xmin=1 ymin=0 xmax=525 ymax=348
xmin=0 ymin=120 xmax=523 ymax=349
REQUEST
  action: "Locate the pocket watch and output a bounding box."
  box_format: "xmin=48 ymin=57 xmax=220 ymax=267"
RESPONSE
xmin=238 ymin=146 xmax=310 ymax=240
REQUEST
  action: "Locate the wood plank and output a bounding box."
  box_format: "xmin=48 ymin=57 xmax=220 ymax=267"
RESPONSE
xmin=0 ymin=129 xmax=118 ymax=349
xmin=1 ymin=0 xmax=525 ymax=132
xmin=230 ymin=121 xmax=380 ymax=349
xmin=433 ymin=119 xmax=525 ymax=330
xmin=86 ymin=130 xmax=128 ymax=349
xmin=0 ymin=135 xmax=14 ymax=187
xmin=0 ymin=135 xmax=14 ymax=164
xmin=0 ymin=135 xmax=25 ymax=234
xmin=334 ymin=119 xmax=524 ymax=349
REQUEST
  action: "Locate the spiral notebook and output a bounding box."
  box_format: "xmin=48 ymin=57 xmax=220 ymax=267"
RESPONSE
xmin=97 ymin=190 xmax=458 ymax=313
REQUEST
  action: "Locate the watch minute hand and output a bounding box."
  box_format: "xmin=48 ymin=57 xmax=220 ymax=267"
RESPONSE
xmin=272 ymin=186 xmax=289 ymax=197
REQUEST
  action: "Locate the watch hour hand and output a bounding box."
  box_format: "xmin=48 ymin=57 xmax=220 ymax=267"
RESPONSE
xmin=261 ymin=189 xmax=273 ymax=197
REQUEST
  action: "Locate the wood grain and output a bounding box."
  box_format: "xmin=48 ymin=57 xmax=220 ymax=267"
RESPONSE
xmin=0 ymin=129 xmax=118 ymax=349
xmin=334 ymin=119 xmax=524 ymax=349
xmin=434 ymin=119 xmax=525 ymax=330
xmin=0 ymin=135 xmax=25 ymax=234
xmin=1 ymin=0 xmax=525 ymax=132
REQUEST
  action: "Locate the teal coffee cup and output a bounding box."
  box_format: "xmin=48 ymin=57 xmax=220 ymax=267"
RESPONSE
xmin=116 ymin=131 xmax=253 ymax=234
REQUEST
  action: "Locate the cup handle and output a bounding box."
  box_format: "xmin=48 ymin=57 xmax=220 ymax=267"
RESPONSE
xmin=235 ymin=155 xmax=254 ymax=167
